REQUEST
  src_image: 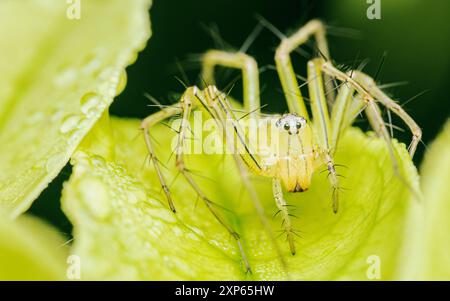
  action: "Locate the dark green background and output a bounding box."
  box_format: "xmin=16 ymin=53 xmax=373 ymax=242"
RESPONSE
xmin=30 ymin=0 xmax=450 ymax=237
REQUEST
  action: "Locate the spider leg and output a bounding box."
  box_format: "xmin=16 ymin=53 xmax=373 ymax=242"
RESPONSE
xmin=273 ymin=178 xmax=296 ymax=255
xmin=319 ymin=59 xmax=421 ymax=201
xmin=196 ymin=86 xmax=290 ymax=275
xmin=176 ymin=86 xmax=252 ymax=273
xmin=275 ymin=19 xmax=333 ymax=118
xmin=348 ymin=71 xmax=422 ymax=158
xmin=321 ymin=61 xmax=422 ymax=158
xmin=202 ymin=50 xmax=261 ymax=115
xmin=329 ymin=83 xmax=356 ymax=152
xmin=141 ymin=104 xmax=182 ymax=212
xmin=307 ymin=58 xmax=341 ymax=213
xmin=320 ymin=61 xmax=397 ymax=160
xmin=142 ymin=87 xmax=253 ymax=273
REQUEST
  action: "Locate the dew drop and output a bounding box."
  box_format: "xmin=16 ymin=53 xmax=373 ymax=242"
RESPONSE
xmin=186 ymin=232 xmax=200 ymax=242
xmin=128 ymin=52 xmax=139 ymax=65
xmin=50 ymin=109 xmax=65 ymax=122
xmin=78 ymin=176 xmax=111 ymax=220
xmin=115 ymin=71 xmax=127 ymax=95
xmin=60 ymin=114 xmax=81 ymax=134
xmin=81 ymin=57 xmax=101 ymax=75
xmin=90 ymin=155 xmax=107 ymax=167
xmin=76 ymin=117 xmax=90 ymax=130
xmin=208 ymin=239 xmax=221 ymax=248
xmin=169 ymin=257 xmax=192 ymax=274
xmin=144 ymin=197 xmax=160 ymax=207
xmin=173 ymin=226 xmax=183 ymax=237
xmin=190 ymin=226 xmax=205 ymax=238
xmin=126 ymin=189 xmax=147 ymax=205
xmin=98 ymin=81 xmax=113 ymax=97
xmin=53 ymin=68 xmax=77 ymax=87
xmin=80 ymin=92 xmax=101 ymax=115
xmin=98 ymin=67 xmax=114 ymax=81
xmin=145 ymin=208 xmax=176 ymax=224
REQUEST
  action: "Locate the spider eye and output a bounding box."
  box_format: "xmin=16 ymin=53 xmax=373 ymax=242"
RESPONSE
xmin=283 ymin=124 xmax=290 ymax=131
xmin=296 ymin=122 xmax=302 ymax=129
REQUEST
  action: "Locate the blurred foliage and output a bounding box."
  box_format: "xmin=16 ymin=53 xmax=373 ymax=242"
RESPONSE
xmin=0 ymin=213 xmax=67 ymax=280
xmin=0 ymin=0 xmax=152 ymax=279
xmin=0 ymin=0 xmax=151 ymax=217
xmin=421 ymin=120 xmax=450 ymax=279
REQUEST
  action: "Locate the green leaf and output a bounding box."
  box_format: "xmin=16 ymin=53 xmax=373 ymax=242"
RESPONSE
xmin=0 ymin=212 xmax=68 ymax=280
xmin=0 ymin=0 xmax=152 ymax=217
xmin=62 ymin=113 xmax=420 ymax=280
xmin=422 ymin=120 xmax=450 ymax=280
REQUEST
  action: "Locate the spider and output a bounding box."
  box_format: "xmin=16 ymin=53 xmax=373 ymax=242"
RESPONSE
xmin=140 ymin=20 xmax=421 ymax=273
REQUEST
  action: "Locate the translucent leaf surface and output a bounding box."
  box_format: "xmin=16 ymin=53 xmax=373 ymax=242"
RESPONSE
xmin=422 ymin=120 xmax=450 ymax=280
xmin=0 ymin=0 xmax=152 ymax=217
xmin=62 ymin=114 xmax=420 ymax=280
xmin=0 ymin=213 xmax=68 ymax=280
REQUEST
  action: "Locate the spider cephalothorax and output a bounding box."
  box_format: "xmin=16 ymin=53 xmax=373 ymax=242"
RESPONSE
xmin=262 ymin=113 xmax=316 ymax=193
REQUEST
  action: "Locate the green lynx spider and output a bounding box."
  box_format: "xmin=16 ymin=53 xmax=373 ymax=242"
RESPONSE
xmin=141 ymin=20 xmax=422 ymax=273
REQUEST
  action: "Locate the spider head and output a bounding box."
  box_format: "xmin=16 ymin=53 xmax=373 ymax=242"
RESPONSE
xmin=275 ymin=113 xmax=307 ymax=135
xmin=272 ymin=113 xmax=315 ymax=193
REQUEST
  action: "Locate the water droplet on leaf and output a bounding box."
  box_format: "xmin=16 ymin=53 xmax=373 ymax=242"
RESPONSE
xmin=80 ymin=92 xmax=101 ymax=116
xmin=90 ymin=155 xmax=107 ymax=167
xmin=60 ymin=114 xmax=81 ymax=133
xmin=115 ymin=71 xmax=127 ymax=95
xmin=53 ymin=68 xmax=77 ymax=87
xmin=77 ymin=176 xmax=111 ymax=220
